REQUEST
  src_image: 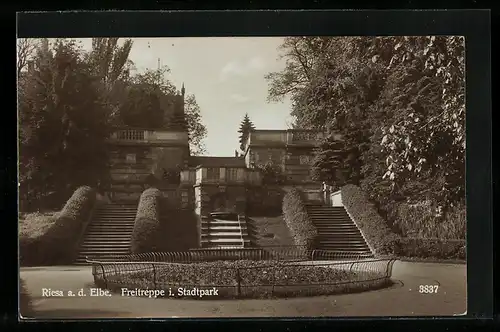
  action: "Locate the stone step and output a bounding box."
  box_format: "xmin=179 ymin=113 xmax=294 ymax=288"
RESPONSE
xmin=93 ymin=217 xmax=136 ymax=220
xmin=316 ymin=236 xmax=365 ymax=240
xmin=85 ymin=228 xmax=134 ymax=232
xmin=314 ymin=247 xmax=370 ymax=252
xmin=201 ymin=232 xmax=248 ymax=237
xmin=90 ymin=220 xmax=135 ymax=226
xmin=91 ymin=219 xmax=136 ymax=222
xmin=81 ymin=240 xmax=131 ymax=245
xmin=93 ymin=214 xmax=136 ymax=217
xmin=85 ymin=232 xmax=134 ymax=236
xmin=316 ymin=230 xmax=361 ymax=233
xmin=201 ymin=226 xmax=247 ymax=231
xmin=201 ymin=244 xmax=245 ymax=249
xmin=313 ymin=225 xmax=358 ymax=228
xmin=314 ymin=222 xmax=356 ymax=225
xmin=85 ymin=228 xmax=134 ymax=231
xmin=201 ymin=238 xmax=250 ymax=244
xmin=88 ymin=224 xmax=135 ymax=228
xmin=78 ymin=250 xmax=131 ymax=255
xmin=309 ymin=215 xmax=350 ymax=218
xmin=202 ymin=221 xmax=242 ymax=226
xmin=80 ymin=244 xmax=131 ymax=249
xmin=95 ymin=211 xmax=137 ymax=215
xmin=83 ymin=232 xmax=133 ymax=236
xmin=316 ymin=241 xmax=368 ymax=245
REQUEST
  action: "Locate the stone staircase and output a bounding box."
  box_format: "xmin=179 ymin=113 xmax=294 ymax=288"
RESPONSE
xmin=200 ymin=215 xmax=251 ymax=248
xmin=305 ymin=203 xmax=373 ymax=257
xmin=74 ymin=203 xmax=137 ymax=264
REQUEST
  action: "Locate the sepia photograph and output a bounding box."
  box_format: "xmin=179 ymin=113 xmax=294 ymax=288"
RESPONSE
xmin=18 ymin=34 xmax=467 ymax=319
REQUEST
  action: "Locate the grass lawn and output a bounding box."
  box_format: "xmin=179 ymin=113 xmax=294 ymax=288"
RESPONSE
xmin=246 ymin=215 xmax=295 ymax=247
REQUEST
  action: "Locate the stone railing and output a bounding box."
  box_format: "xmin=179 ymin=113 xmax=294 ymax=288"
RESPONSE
xmin=193 ymin=167 xmax=261 ymax=186
xmin=244 ymin=130 xmax=324 ymax=150
xmin=109 ymin=129 xmax=189 ymax=144
xmin=180 ymin=169 xmax=197 ymax=185
xmin=288 ymin=130 xmax=324 ymax=144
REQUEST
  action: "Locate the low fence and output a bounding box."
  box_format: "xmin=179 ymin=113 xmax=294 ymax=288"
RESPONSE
xmin=85 ymin=245 xmax=375 ymax=263
xmin=89 ymin=258 xmax=396 ymax=298
xmin=86 ymin=246 xmax=395 ymax=298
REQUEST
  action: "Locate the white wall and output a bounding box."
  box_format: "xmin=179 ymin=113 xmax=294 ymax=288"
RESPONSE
xmin=330 ymin=190 xmax=343 ymax=207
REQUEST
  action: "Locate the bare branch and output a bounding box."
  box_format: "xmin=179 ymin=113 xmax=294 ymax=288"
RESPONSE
xmin=17 ymin=39 xmax=38 ymax=77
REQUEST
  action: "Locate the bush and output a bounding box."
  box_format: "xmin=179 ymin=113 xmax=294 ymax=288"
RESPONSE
xmin=19 ymin=186 xmax=96 ymax=266
xmin=394 ymin=200 xmax=466 ymax=239
xmin=130 ymin=188 xmax=162 ymax=253
xmin=341 ymin=184 xmax=399 ymax=256
xmin=392 ymin=238 xmax=466 ymax=260
xmin=282 ymin=188 xmax=317 ymax=250
xmin=341 ymin=184 xmax=466 ymax=260
xmin=19 ymin=278 xmax=34 ymax=318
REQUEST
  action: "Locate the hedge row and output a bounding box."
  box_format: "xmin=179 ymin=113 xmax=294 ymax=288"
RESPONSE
xmin=130 ymin=188 xmax=162 ymax=254
xmin=341 ymin=184 xmax=466 ymax=260
xmin=282 ymin=188 xmax=317 ymax=251
xmin=19 ymin=186 xmax=96 ymax=266
xmin=392 ymin=238 xmax=466 ymax=260
xmin=341 ymin=184 xmax=398 ymax=255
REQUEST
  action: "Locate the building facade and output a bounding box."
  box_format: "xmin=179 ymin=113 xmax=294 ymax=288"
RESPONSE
xmin=105 ymin=88 xmax=324 ymax=216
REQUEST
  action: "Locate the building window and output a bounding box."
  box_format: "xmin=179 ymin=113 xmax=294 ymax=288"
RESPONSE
xmin=206 ymin=168 xmax=219 ymax=181
xmin=226 ymin=168 xmax=238 ymax=181
xmin=126 ymin=154 xmax=136 ymax=164
xmin=299 ymin=155 xmax=311 ymax=165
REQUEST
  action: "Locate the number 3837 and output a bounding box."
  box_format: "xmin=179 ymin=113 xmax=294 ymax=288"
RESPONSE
xmin=419 ymin=285 xmax=439 ymax=294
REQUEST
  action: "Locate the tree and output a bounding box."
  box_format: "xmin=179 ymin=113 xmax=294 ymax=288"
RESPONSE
xmin=265 ymin=37 xmax=334 ymax=103
xmin=86 ymin=38 xmax=134 ymax=87
xmin=17 ymin=39 xmax=38 ymax=77
xmin=311 ymin=134 xmax=361 ymax=188
xmin=85 ymin=38 xmax=134 ymax=125
xmin=184 ymin=94 xmax=207 ymax=155
xmin=266 ymin=35 xmax=465 ymax=217
xmin=255 ymin=161 xmax=286 ymax=185
xmin=19 ymin=39 xmax=112 ymax=210
xmin=118 ymin=66 xmax=176 ymax=129
xmin=238 ymin=113 xmax=256 ymax=152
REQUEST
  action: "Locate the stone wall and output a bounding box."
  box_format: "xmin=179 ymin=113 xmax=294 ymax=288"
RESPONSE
xmin=159 ymin=184 xmax=194 ymax=210
xmin=194 ymin=184 xmax=247 ymax=216
xmin=246 ymin=185 xmax=284 ymax=215
xmin=150 ymin=146 xmax=189 ymax=178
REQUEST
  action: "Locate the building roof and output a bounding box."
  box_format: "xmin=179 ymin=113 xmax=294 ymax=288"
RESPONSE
xmin=188 ymin=156 xmax=246 ymax=168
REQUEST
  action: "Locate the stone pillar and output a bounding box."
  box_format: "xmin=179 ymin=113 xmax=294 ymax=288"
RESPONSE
xmin=219 ymin=167 xmax=226 ymax=183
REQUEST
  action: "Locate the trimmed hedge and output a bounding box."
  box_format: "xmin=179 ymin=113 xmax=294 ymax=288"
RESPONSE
xmin=393 ymin=238 xmax=466 ymax=260
xmin=130 ymin=188 xmax=162 ymax=254
xmin=19 ymin=186 xmax=96 ymax=266
xmin=341 ymin=184 xmax=466 ymax=260
xmin=282 ymin=188 xmax=317 ymax=250
xmin=19 ymin=278 xmax=34 ymax=318
xmin=341 ymin=184 xmax=398 ymax=256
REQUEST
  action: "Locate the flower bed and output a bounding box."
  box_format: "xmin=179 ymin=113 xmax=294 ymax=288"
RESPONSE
xmin=99 ymin=260 xmax=392 ymax=299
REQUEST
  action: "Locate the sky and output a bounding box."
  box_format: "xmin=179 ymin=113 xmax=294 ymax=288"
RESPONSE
xmin=78 ymin=37 xmax=294 ymax=157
